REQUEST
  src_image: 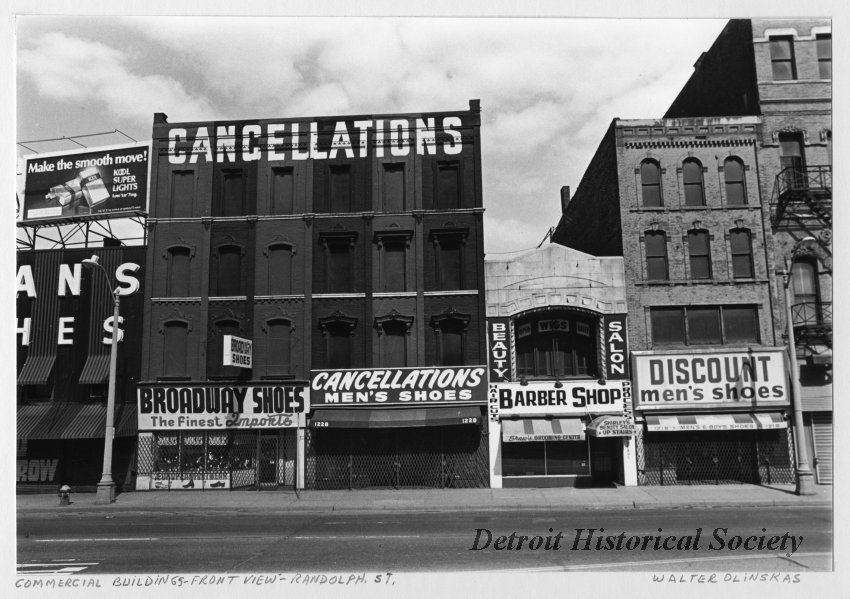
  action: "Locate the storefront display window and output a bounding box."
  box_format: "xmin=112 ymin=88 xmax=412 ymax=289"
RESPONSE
xmin=155 ymin=433 xmax=179 ymax=472
xmin=502 ymin=441 xmax=589 ymax=476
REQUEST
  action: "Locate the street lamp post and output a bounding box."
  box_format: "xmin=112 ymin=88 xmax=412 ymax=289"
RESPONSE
xmin=82 ymin=255 xmax=121 ymax=504
xmin=778 ymin=237 xmax=817 ymax=496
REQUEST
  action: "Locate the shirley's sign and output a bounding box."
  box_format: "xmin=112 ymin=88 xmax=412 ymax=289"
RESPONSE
xmin=310 ymin=367 xmax=487 ymax=406
xmin=633 ymin=349 xmax=789 ymax=411
xmin=492 ymin=380 xmax=628 ymax=417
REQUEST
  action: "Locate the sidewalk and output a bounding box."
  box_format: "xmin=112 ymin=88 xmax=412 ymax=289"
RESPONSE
xmin=17 ymin=484 xmax=832 ymax=515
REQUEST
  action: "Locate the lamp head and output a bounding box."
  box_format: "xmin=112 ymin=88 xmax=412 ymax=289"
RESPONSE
xmin=81 ymin=255 xmax=100 ymax=269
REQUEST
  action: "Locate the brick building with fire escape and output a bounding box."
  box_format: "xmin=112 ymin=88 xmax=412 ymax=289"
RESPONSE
xmin=665 ymin=18 xmax=833 ymax=484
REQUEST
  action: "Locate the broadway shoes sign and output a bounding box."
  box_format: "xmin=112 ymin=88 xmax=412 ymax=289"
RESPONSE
xmin=137 ymin=384 xmax=308 ymax=429
xmin=310 ymin=366 xmax=488 ymax=406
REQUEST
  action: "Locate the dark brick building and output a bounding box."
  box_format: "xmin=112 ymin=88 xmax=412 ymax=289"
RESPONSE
xmin=137 ymin=101 xmax=488 ymax=490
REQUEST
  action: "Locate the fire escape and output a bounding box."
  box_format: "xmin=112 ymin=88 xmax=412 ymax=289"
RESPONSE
xmin=771 ymin=165 xmax=832 ymax=363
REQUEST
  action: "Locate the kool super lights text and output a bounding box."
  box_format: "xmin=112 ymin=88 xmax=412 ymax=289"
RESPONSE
xmin=470 ymin=527 xmax=803 ymax=555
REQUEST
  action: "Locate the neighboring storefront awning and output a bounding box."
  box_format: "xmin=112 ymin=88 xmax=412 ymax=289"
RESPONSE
xmin=501 ymin=418 xmax=585 ymax=442
xmin=78 ymin=353 xmax=111 ymax=385
xmin=17 ymin=403 xmax=57 ymax=439
xmin=115 ymin=404 xmax=138 ymax=437
xmin=311 ymin=406 xmax=482 ymax=429
xmin=586 ymin=415 xmax=636 ymax=437
xmin=17 ymin=354 xmax=56 ymax=386
xmin=23 ymin=403 xmax=138 ymax=440
xmin=645 ymin=412 xmax=787 ymax=432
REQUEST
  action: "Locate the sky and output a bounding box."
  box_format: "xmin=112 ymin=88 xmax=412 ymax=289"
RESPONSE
xmin=12 ymin=11 xmax=734 ymax=255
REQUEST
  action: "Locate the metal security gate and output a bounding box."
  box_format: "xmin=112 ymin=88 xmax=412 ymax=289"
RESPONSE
xmin=139 ymin=430 xmax=296 ymax=490
xmin=811 ymin=414 xmax=833 ymax=484
xmin=305 ymin=425 xmax=488 ymax=489
xmin=636 ymin=430 xmax=794 ymax=485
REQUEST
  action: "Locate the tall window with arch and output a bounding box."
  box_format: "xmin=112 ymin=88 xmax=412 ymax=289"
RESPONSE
xmin=644 ymin=231 xmax=669 ymax=281
xmin=640 ymin=159 xmax=662 ymax=207
xmin=165 ymin=246 xmax=192 ymax=296
xmin=730 ymin=229 xmax=754 ymax=279
xmin=161 ymin=320 xmax=189 ymax=379
xmin=264 ymin=318 xmax=292 ymax=377
xmin=319 ymin=313 xmax=358 ymax=369
xmin=208 ymin=319 xmax=249 ymax=380
xmin=723 ymin=158 xmax=747 ymax=205
xmin=375 ymin=313 xmax=413 ymax=368
xmin=431 ymin=311 xmax=470 ymax=366
xmin=682 ymin=159 xmax=705 ymax=206
xmin=266 ymin=243 xmax=293 ymax=296
xmin=687 ymin=230 xmax=712 ymax=279
xmin=791 ymin=259 xmax=820 ymax=325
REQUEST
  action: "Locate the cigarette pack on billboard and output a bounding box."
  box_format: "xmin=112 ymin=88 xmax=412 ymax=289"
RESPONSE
xmin=78 ymin=167 xmax=111 ymax=207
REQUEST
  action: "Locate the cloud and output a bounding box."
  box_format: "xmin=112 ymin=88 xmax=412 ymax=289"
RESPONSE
xmin=16 ymin=17 xmax=728 ymax=253
xmin=18 ymin=32 xmax=218 ymax=125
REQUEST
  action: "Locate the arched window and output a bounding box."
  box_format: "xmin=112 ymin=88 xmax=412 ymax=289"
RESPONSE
xmin=213 ymin=244 xmax=244 ymax=296
xmin=724 ymin=158 xmax=747 ymax=205
xmin=687 ymin=230 xmax=712 ymax=279
xmin=375 ymin=311 xmax=414 ymax=368
xmin=682 ymin=159 xmax=705 ymax=206
xmin=791 ymin=259 xmax=820 ymax=325
xmin=161 ymin=321 xmax=189 ymax=378
xmin=640 ymin=160 xmax=662 ymax=207
xmin=208 ymin=319 xmax=247 ymax=379
xmin=514 ymin=311 xmax=598 ymax=378
xmin=266 ymin=243 xmax=293 ymax=295
xmin=318 ymin=312 xmax=358 ymax=369
xmin=730 ymin=229 xmax=754 ymax=278
xmin=644 ymin=231 xmax=668 ymax=280
xmin=431 ymin=310 xmax=470 ymax=366
xmin=165 ymin=246 xmax=192 ymax=296
xmin=264 ymin=318 xmax=292 ymax=377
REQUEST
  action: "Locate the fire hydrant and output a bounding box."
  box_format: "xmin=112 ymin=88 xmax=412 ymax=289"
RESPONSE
xmin=58 ymin=484 xmax=71 ymax=506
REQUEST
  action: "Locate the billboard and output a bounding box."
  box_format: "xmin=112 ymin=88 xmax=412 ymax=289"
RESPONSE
xmin=632 ymin=349 xmax=789 ymax=411
xmin=310 ymin=366 xmax=487 ymax=406
xmin=22 ymin=143 xmax=149 ymax=223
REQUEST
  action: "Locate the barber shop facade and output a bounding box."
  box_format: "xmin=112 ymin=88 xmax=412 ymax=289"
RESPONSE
xmin=485 ymin=244 xmax=637 ymax=488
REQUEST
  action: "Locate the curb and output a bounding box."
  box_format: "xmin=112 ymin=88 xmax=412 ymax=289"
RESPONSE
xmin=17 ymin=499 xmax=831 ymax=516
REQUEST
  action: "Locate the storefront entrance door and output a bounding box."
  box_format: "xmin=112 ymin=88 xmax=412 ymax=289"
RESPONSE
xmin=258 ymin=436 xmax=278 ymax=487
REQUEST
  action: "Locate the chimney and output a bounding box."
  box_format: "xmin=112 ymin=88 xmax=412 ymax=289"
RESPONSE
xmin=560 ymin=186 xmax=571 ymax=215
xmin=154 ymin=112 xmax=169 ymax=125
xmin=469 ymin=99 xmax=480 ymax=112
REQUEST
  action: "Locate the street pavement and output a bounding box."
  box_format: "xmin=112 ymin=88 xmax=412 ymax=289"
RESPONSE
xmin=16 ymin=483 xmax=832 ymax=514
xmin=17 ymin=505 xmax=832 ymax=573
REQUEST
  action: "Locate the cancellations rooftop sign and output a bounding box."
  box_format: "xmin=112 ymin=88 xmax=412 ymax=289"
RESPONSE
xmin=310 ymin=366 xmax=488 ymax=406
xmin=22 ymin=142 xmax=149 ymax=224
xmin=632 ymin=349 xmax=789 ymax=411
